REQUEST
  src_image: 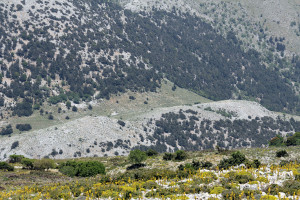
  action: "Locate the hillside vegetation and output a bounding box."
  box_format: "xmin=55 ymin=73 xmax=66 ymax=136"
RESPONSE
xmin=1 ymin=147 xmax=300 ymax=199
xmin=0 ymin=0 xmax=299 ymax=123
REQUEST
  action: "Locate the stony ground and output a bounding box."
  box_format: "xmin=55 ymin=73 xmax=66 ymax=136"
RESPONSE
xmin=0 ymin=99 xmax=285 ymax=161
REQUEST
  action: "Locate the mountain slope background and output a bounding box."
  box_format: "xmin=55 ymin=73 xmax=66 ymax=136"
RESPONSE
xmin=0 ymin=0 xmax=300 ymax=159
xmin=0 ymin=0 xmax=299 ymax=115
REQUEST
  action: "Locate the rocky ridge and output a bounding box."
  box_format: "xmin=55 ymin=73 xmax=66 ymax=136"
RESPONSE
xmin=0 ymin=100 xmax=294 ymax=160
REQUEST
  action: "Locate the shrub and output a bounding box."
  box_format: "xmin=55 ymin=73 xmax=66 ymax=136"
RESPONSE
xmin=48 ymin=114 xmax=54 ymax=120
xmin=126 ymin=163 xmax=146 ymax=170
xmin=146 ymin=149 xmax=158 ymax=156
xmin=179 ymin=160 xmax=213 ymax=171
xmin=276 ymin=150 xmax=288 ymax=157
xmin=12 ymin=98 xmax=33 ymax=117
xmin=33 ymin=104 xmax=40 ymax=110
xmin=129 ymin=96 xmax=135 ymax=100
xmin=66 ymin=101 xmax=71 ymax=109
xmin=269 ymin=135 xmax=284 ymax=146
xmin=9 ymin=154 xmax=24 ymax=163
xmin=231 ymin=151 xmax=246 ymax=164
xmin=33 ymin=159 xmax=55 ymax=170
xmin=117 ymin=120 xmax=126 ymax=127
xmin=75 ymin=161 xmax=105 ymax=177
xmin=11 ymin=141 xmax=19 ymax=150
xmin=234 ymin=173 xmax=254 ymax=184
xmin=118 ymin=168 xmax=177 ymax=182
xmin=129 ymin=149 xmax=147 ymax=164
xmin=72 ymin=106 xmax=78 ymax=112
xmin=0 ymin=124 xmax=13 ymax=135
xmin=225 ymin=171 xmax=254 ymax=184
xmin=222 ymin=188 xmax=241 ymax=200
xmin=21 ymin=158 xmax=34 ymax=169
xmin=163 ymin=153 xmax=174 ymax=161
xmin=286 ymin=132 xmax=300 ymax=146
xmin=201 ymin=161 xmax=213 ymax=169
xmin=178 ymin=163 xmax=194 ymax=171
xmin=142 ymin=180 xmax=159 ymax=189
xmin=279 ymin=160 xmax=290 ymax=167
xmin=218 ymin=151 xmax=247 ymax=169
xmin=174 ymin=150 xmax=187 ymax=161
xmin=0 ymin=162 xmax=14 ymax=171
xmin=16 ymin=124 xmax=32 ymax=131
xmin=210 ymin=186 xmax=225 ymax=194
xmin=281 ymin=180 xmax=300 ymax=194
xmin=256 ymin=176 xmax=268 ymax=183
xmin=60 ymin=166 xmax=77 ymax=177
xmin=59 ymin=161 xmax=105 ymax=177
xmin=264 ymin=184 xmax=280 ymax=195
xmin=252 ymin=159 xmax=261 ymax=168
xmin=245 ymin=159 xmax=261 ymax=168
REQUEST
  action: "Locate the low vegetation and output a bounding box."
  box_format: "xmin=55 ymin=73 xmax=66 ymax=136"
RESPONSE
xmin=269 ymin=132 xmax=300 ymax=146
xmin=1 ymin=147 xmax=300 ymax=199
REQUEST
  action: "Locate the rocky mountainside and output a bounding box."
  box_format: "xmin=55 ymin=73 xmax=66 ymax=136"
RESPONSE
xmin=0 ymin=0 xmax=299 ymax=117
xmin=1 ymin=100 xmax=300 ymax=160
xmin=0 ymin=0 xmax=300 ymax=160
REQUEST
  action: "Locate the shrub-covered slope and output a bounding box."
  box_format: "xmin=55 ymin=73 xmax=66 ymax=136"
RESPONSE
xmin=0 ymin=0 xmax=299 ymax=120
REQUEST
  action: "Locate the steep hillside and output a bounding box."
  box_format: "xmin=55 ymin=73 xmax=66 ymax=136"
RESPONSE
xmin=0 ymin=0 xmax=300 ymax=160
xmin=0 ymin=0 xmax=299 ymax=123
xmin=121 ymin=0 xmax=300 ymax=99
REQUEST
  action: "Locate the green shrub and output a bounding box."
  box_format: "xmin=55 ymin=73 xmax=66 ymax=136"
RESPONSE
xmin=16 ymin=124 xmax=32 ymax=131
xmin=118 ymin=168 xmax=177 ymax=181
xmin=269 ymin=135 xmax=284 ymax=146
xmin=21 ymin=158 xmax=34 ymax=169
xmin=201 ymin=161 xmax=213 ymax=169
xmin=59 ymin=161 xmax=105 ymax=177
xmin=226 ymin=171 xmax=254 ymax=184
xmin=276 ymin=150 xmax=288 ymax=157
xmin=281 ymin=180 xmax=300 ymax=194
xmin=279 ymin=160 xmax=292 ymax=167
xmin=11 ymin=141 xmax=19 ymax=149
xmin=9 ymin=154 xmax=24 ymax=163
xmin=178 ymin=163 xmax=194 ymax=171
xmin=163 ymin=153 xmax=174 ymax=161
xmin=218 ymin=151 xmax=247 ymax=169
xmin=252 ymin=159 xmax=261 ymax=168
xmin=129 ymin=149 xmax=147 ymax=164
xmin=146 ymin=149 xmax=158 ymax=156
xmin=178 ymin=160 xmax=213 ymax=171
xmin=117 ymin=120 xmax=126 ymax=127
xmin=33 ymin=159 xmax=55 ymax=170
xmin=286 ymin=132 xmax=300 ymax=146
xmin=264 ymin=184 xmax=280 ymax=195
xmin=142 ymin=180 xmax=160 ymax=189
xmin=76 ymin=161 xmax=105 ymax=177
xmin=0 ymin=162 xmax=14 ymax=171
xmin=231 ymin=151 xmax=246 ymax=164
xmin=210 ymin=186 xmax=225 ymax=194
xmin=245 ymin=159 xmax=261 ymax=168
xmin=222 ymin=188 xmax=241 ymax=200
xmin=59 ymin=161 xmax=77 ymax=177
xmin=72 ymin=106 xmax=78 ymax=112
xmin=174 ymin=150 xmax=187 ymax=161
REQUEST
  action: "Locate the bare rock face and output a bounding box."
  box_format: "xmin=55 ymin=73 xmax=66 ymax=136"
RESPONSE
xmin=0 ymin=116 xmax=149 ymax=160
